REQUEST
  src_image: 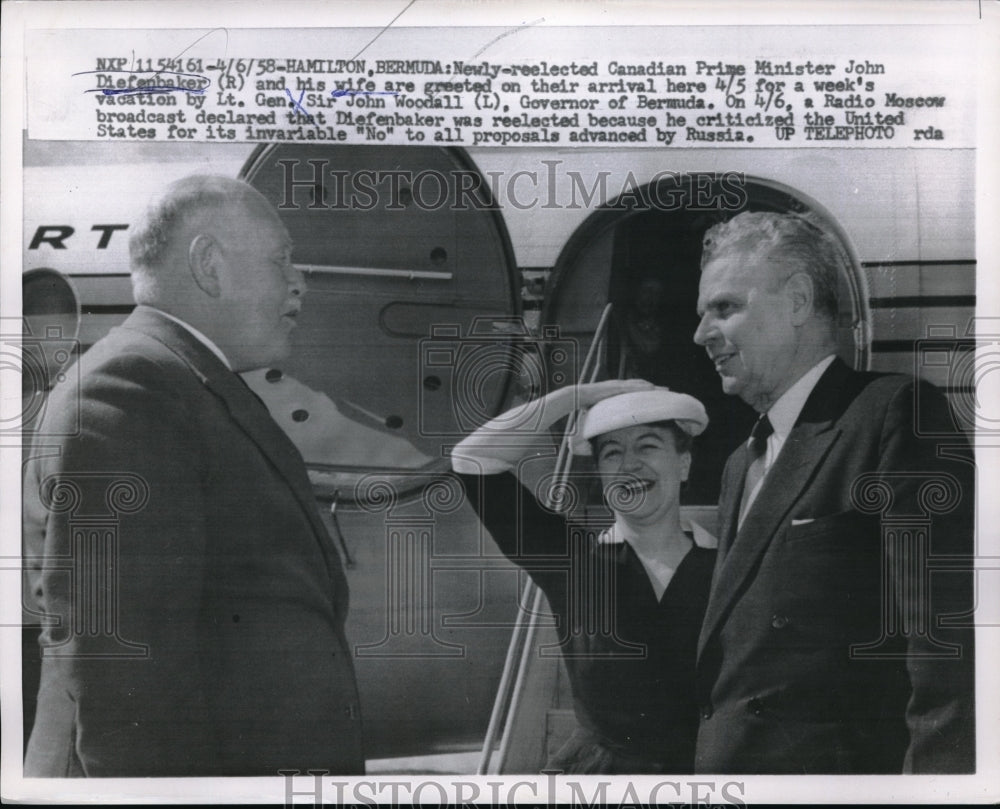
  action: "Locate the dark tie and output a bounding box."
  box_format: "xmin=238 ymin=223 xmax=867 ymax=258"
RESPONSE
xmin=739 ymin=414 xmax=774 ymax=524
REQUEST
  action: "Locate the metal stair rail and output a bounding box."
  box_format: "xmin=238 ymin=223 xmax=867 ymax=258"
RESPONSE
xmin=477 ymin=302 xmax=615 ymax=775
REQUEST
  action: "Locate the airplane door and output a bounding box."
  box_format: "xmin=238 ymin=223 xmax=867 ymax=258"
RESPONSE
xmin=241 ymin=145 xmax=520 ymax=500
xmin=242 ymin=145 xmax=523 ymax=761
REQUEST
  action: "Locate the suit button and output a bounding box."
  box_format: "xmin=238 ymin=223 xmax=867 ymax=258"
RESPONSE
xmin=747 ymin=697 xmax=764 ymax=716
xmin=700 ymin=705 xmax=713 ymax=720
xmin=771 ymin=614 xmax=790 ymax=629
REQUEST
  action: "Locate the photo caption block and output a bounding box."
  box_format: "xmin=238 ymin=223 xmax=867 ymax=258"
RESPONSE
xmin=26 ymin=25 xmax=974 ymax=147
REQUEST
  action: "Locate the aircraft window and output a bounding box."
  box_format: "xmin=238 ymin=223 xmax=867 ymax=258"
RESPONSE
xmin=20 ymin=269 xmax=81 ymax=428
xmin=242 ymin=367 xmax=435 ymax=494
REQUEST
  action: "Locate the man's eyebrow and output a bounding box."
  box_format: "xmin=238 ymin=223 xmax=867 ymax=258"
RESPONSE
xmin=703 ymin=292 xmax=739 ymax=308
xmin=696 ymin=296 xmax=716 ymax=315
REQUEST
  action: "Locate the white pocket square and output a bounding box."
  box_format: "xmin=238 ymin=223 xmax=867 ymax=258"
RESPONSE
xmin=790 ymin=518 xmax=815 ymax=526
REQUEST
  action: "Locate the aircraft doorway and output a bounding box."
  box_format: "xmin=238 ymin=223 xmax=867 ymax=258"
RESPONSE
xmin=543 ymin=174 xmax=869 ymax=506
xmin=241 ymin=144 xmax=524 ymax=761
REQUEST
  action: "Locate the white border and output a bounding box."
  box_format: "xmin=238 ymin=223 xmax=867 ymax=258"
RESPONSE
xmin=3 ymin=1 xmax=998 ymax=804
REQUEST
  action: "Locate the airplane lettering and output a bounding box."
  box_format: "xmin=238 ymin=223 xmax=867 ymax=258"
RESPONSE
xmin=29 ymin=224 xmax=129 ymax=249
xmin=92 ymin=224 xmax=129 ymax=248
xmin=29 ymin=226 xmax=74 ymax=249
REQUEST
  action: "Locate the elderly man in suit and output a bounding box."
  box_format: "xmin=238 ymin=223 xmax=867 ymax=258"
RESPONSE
xmin=691 ymin=211 xmax=975 ymax=774
xmin=22 ymin=176 xmax=363 ymax=776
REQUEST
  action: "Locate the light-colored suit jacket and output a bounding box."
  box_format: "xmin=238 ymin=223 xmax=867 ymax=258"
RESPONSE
xmin=23 ymin=307 xmax=364 ymax=776
xmin=694 ymin=358 xmax=975 ymax=774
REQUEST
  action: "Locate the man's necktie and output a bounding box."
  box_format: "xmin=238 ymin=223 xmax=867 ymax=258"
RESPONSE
xmin=738 ymin=414 xmax=774 ymax=524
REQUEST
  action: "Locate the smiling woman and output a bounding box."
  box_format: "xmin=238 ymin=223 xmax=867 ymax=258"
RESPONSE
xmin=451 ymin=382 xmax=715 ymax=774
xmin=592 ymin=421 xmax=692 ymax=547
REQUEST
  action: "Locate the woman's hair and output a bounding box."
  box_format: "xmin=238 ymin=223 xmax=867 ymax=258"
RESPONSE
xmin=590 ymin=419 xmax=693 ymax=458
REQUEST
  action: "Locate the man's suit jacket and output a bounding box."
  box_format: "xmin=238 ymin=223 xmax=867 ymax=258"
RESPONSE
xmin=23 ymin=307 xmax=364 ymax=776
xmin=695 ymin=358 xmax=975 ymax=774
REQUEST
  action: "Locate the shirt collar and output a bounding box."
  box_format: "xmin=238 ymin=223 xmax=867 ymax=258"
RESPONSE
xmin=146 ymin=306 xmax=232 ymax=370
xmin=598 ymin=517 xmax=717 ymax=549
xmin=765 ymin=354 xmax=836 ymax=439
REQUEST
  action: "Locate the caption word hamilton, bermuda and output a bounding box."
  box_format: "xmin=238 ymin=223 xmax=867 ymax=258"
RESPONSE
xmin=86 ymin=56 xmax=949 ymax=146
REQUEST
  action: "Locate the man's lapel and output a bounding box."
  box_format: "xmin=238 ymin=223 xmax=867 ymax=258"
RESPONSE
xmin=120 ymin=308 xmax=335 ymax=557
xmin=698 ymin=359 xmax=852 ymax=659
xmin=716 ymin=446 xmax=750 ymax=560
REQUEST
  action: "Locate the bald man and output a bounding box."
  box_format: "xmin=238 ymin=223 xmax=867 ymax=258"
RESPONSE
xmin=22 ymin=176 xmax=364 ymax=776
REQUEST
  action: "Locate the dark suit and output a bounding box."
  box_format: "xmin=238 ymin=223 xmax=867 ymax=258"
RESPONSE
xmin=695 ymin=358 xmax=975 ymax=774
xmin=23 ymin=307 xmax=364 ymax=776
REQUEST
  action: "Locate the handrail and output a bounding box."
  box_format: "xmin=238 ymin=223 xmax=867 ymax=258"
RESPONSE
xmin=296 ymin=263 xmax=453 ymax=281
xmin=477 ymin=302 xmax=614 ymax=774
xmin=494 ymin=585 xmax=546 ymax=766
xmin=474 ymin=585 xmax=530 ymax=774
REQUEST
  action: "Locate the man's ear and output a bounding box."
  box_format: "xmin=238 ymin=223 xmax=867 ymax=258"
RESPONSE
xmin=784 ymin=271 xmax=814 ymax=326
xmin=188 ymin=234 xmax=222 ymax=297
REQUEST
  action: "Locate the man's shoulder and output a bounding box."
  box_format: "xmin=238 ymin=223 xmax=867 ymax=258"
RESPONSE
xmin=837 ymin=366 xmax=945 ymax=410
xmin=815 ymin=362 xmax=925 ymax=413
xmin=42 ymin=322 xmax=205 ymax=431
xmin=842 ymin=367 xmax=914 ymax=400
xmin=826 ymin=365 xmax=962 ymax=441
xmin=80 ymin=326 xmax=198 ymax=391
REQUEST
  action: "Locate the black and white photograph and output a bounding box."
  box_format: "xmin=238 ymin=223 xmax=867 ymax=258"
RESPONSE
xmin=2 ymin=1 xmax=997 ymax=804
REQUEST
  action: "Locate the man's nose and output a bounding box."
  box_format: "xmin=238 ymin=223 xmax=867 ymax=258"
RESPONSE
xmin=289 ymin=264 xmax=307 ymax=297
xmin=693 ymin=312 xmax=714 ymax=346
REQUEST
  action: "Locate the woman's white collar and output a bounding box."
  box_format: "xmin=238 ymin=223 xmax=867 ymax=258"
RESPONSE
xmin=598 ymin=518 xmax=717 ymax=549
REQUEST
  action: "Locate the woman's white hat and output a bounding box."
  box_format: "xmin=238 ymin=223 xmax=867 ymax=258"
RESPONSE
xmin=571 ymin=387 xmax=708 ymax=454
